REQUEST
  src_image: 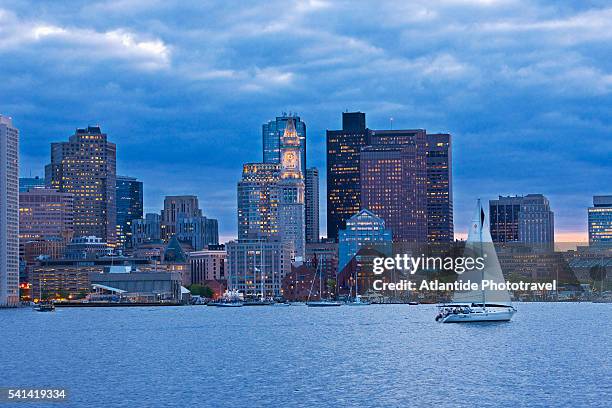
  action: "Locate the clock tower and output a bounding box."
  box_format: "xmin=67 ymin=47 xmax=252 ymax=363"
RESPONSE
xmin=277 ymin=118 xmax=306 ymax=261
xmin=280 ymin=118 xmax=302 ymax=180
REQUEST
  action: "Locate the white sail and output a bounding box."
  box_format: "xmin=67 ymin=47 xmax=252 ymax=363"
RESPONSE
xmin=452 ymin=199 xmax=512 ymax=305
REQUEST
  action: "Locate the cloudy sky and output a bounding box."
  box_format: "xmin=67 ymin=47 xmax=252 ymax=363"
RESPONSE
xmin=1 ymin=0 xmax=610 ymax=242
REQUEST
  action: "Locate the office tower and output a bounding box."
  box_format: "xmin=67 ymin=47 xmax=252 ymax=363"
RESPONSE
xmin=360 ymin=129 xmax=427 ymax=242
xmin=237 ymin=163 xmax=280 ymax=239
xmin=326 ymin=111 xmax=370 ymax=241
xmin=426 ymin=133 xmax=453 ymax=242
xmin=160 ymin=195 xmax=201 ymax=240
xmin=176 ymin=215 xmax=219 ymax=251
xmin=45 ymin=126 xmax=117 ymax=245
xmin=19 ymin=188 xmax=74 ymax=241
xmin=305 ymin=167 xmax=320 ymax=243
xmin=262 ymin=113 xmax=307 ymax=175
xmin=116 ymin=176 xmax=143 ymax=249
xmin=131 ymin=213 xmax=161 ymax=247
xmin=19 ymin=176 xmax=44 ymax=192
xmin=277 ymin=118 xmax=306 ymax=260
xmin=489 ymin=194 xmax=554 ymax=245
xmin=0 ymin=115 xmax=19 ymax=306
xmin=226 ymin=237 xmax=292 ymax=297
xmin=189 ymin=246 xmax=226 ymax=284
xmin=338 ymin=209 xmax=392 ymax=273
xmin=588 ymin=196 xmax=612 ymax=247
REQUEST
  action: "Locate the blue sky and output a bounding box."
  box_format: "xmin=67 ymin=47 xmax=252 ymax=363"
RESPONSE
xmin=1 ymin=0 xmax=610 ymax=242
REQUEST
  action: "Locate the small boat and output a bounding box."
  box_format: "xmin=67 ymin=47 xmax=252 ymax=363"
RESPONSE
xmin=307 ymin=300 xmax=343 ymax=307
xmin=34 ymin=302 xmax=55 ymax=312
xmin=408 ymin=301 xmax=420 ymax=306
xmin=436 ymin=199 xmax=517 ymax=323
xmin=215 ymin=301 xmax=243 ymax=308
xmin=346 ymin=295 xmax=370 ymax=306
xmin=211 ymin=289 xmax=244 ymax=307
xmin=243 ymin=299 xmax=274 ymax=306
xmin=272 ymin=301 xmax=291 ymax=307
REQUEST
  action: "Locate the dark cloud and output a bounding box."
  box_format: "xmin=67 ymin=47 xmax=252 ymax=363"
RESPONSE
xmin=1 ymin=0 xmax=610 ymax=241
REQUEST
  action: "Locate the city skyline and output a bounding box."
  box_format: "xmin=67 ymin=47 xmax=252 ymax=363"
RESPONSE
xmin=2 ymin=1 xmax=611 ymax=242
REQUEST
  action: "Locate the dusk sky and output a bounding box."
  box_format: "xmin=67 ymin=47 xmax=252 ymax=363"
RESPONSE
xmin=1 ymin=0 xmax=610 ymax=242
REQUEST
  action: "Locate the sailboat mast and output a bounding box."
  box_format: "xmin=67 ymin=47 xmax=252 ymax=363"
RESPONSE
xmin=479 ymin=199 xmax=486 ymax=310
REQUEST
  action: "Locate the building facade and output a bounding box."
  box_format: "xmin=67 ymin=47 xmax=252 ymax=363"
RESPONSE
xmin=131 ymin=213 xmax=161 ymax=247
xmin=338 ymin=209 xmax=392 ymax=273
xmin=116 ymin=176 xmax=143 ymax=249
xmin=360 ymin=129 xmax=428 ymax=243
xmin=426 ymin=133 xmax=453 ymax=242
xmin=0 ymin=115 xmax=19 ymax=306
xmin=19 ymin=187 xmax=74 ymax=242
xmin=262 ymin=113 xmax=307 ymax=175
xmin=588 ymin=195 xmax=612 ymax=247
xmin=490 ymin=194 xmax=554 ymax=245
xmin=160 ymin=195 xmax=201 ymax=240
xmin=226 ymin=238 xmax=292 ymax=297
xmin=305 ymin=167 xmax=319 ymax=243
xmin=237 ymin=163 xmax=280 ymax=239
xmin=45 ymin=126 xmax=117 ymax=245
xmin=326 ymin=112 xmax=370 ymax=241
xmin=176 ymin=215 xmax=219 ymax=251
xmin=189 ymin=247 xmax=226 ymax=284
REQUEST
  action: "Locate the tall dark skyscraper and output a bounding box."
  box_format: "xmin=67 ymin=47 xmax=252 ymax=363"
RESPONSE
xmin=116 ymin=175 xmax=143 ymax=249
xmin=326 ymin=112 xmax=370 ymax=241
xmin=262 ymin=113 xmax=307 ymax=175
xmin=45 ymin=126 xmax=117 ymax=245
xmin=426 ymin=133 xmax=453 ymax=242
xmin=360 ymin=129 xmax=427 ymax=242
xmin=305 ymin=167 xmax=319 ymax=243
xmin=161 ymin=195 xmax=201 ymax=240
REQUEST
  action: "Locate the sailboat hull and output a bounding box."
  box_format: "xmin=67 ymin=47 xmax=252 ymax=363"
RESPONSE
xmin=441 ymin=307 xmax=516 ymax=323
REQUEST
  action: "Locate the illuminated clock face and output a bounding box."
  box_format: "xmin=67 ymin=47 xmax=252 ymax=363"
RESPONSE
xmin=284 ymin=151 xmax=297 ymax=168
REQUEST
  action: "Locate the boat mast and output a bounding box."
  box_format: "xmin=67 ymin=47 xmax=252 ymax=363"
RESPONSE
xmin=479 ymin=199 xmax=486 ymax=310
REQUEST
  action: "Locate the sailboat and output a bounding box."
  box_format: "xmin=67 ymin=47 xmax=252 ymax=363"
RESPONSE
xmin=347 ymin=270 xmax=370 ymax=306
xmin=436 ymin=199 xmax=516 ymax=323
xmin=306 ymin=259 xmax=342 ymax=307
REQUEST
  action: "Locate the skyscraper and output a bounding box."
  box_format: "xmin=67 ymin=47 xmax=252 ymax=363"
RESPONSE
xmin=176 ymin=215 xmax=219 ymax=250
xmin=338 ymin=209 xmax=392 ymax=273
xmin=326 ymin=112 xmax=370 ymax=241
xmin=360 ymin=129 xmax=428 ymax=242
xmin=277 ymin=118 xmax=306 ymax=260
xmin=588 ymin=195 xmax=612 ymax=247
xmin=426 ymin=133 xmax=453 ymax=242
xmin=131 ymin=213 xmax=161 ymax=247
xmin=237 ymin=163 xmax=280 ymax=239
xmin=262 ymin=113 xmax=307 ymax=175
xmin=46 ymin=126 xmax=117 ymax=245
xmin=116 ymin=176 xmax=143 ymax=249
xmin=160 ymin=195 xmax=201 ymax=240
xmin=0 ymin=115 xmax=19 ymax=307
xmin=305 ymin=167 xmax=319 ymax=243
xmin=489 ymin=194 xmax=554 ymax=245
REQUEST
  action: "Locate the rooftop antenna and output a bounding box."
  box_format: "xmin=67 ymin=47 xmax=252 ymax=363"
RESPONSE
xmin=390 ymin=117 xmax=394 ymax=130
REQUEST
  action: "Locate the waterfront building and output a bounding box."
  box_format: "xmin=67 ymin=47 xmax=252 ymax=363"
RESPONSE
xmin=90 ymin=270 xmax=182 ymax=303
xmin=19 ymin=176 xmax=44 ymax=192
xmin=305 ymin=167 xmax=320 ymax=243
xmin=162 ymin=236 xmax=192 ymax=286
xmin=45 ymin=126 xmax=117 ymax=245
xmin=338 ymin=209 xmax=392 ymax=273
xmin=262 ymin=113 xmax=307 ymax=175
xmin=116 ymin=176 xmax=143 ymax=249
xmin=0 ymin=115 xmax=19 ymax=306
xmin=281 ymin=264 xmax=332 ymax=301
xmin=19 ymin=187 xmax=74 ymax=242
xmin=131 ymin=213 xmax=161 ymax=247
xmin=175 ymin=215 xmax=219 ymax=251
xmin=277 ymin=118 xmax=306 ymax=260
xmin=426 ymin=133 xmax=453 ymax=242
xmin=489 ymin=194 xmax=554 ymax=246
xmin=305 ymin=241 xmax=338 ymax=280
xmin=588 ymin=195 xmax=612 ymax=247
xmin=326 ymin=111 xmax=370 ymax=241
xmin=237 ymin=162 xmax=280 ymax=239
xmin=226 ymin=237 xmax=292 ymax=297
xmin=189 ymin=246 xmax=226 ymax=284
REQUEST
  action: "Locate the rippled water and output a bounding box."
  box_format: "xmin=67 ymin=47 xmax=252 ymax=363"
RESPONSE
xmin=1 ymin=303 xmax=611 ymax=407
